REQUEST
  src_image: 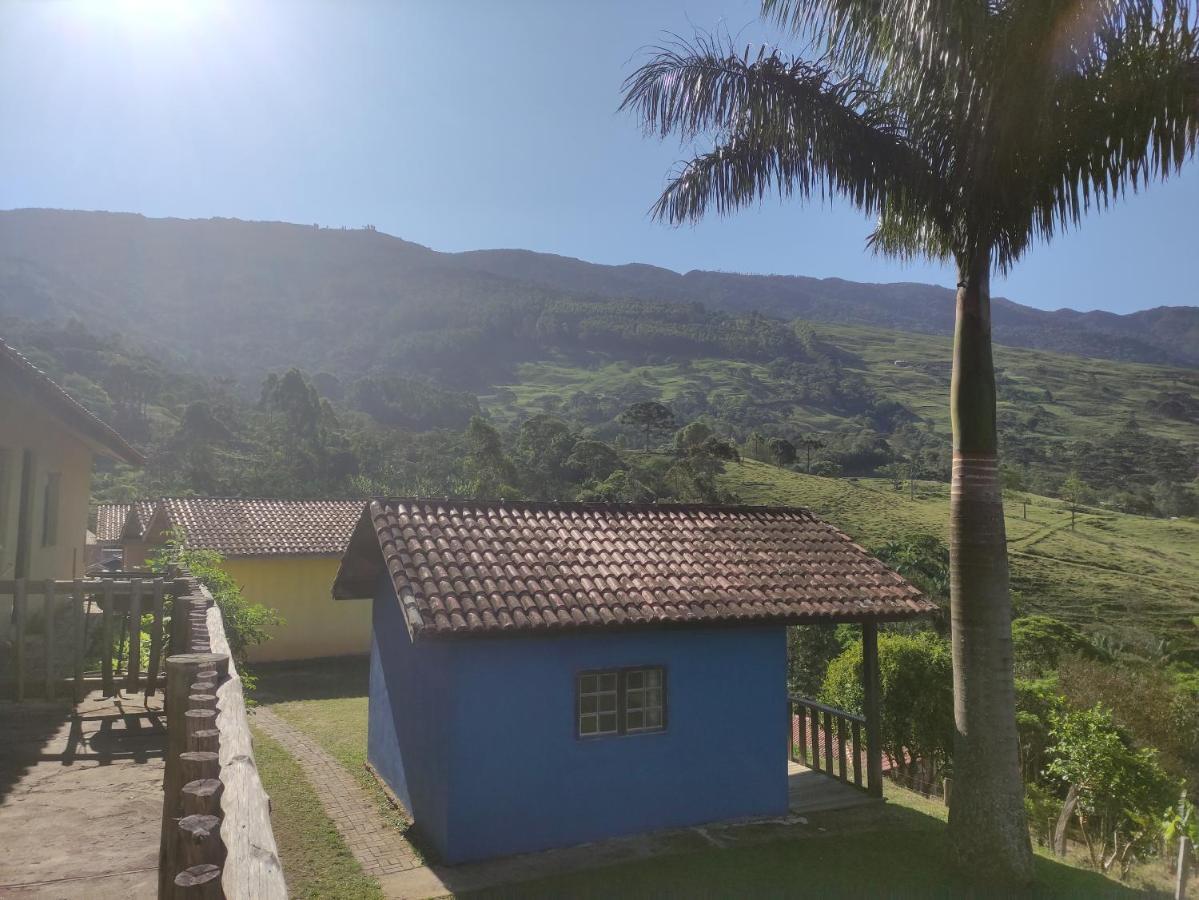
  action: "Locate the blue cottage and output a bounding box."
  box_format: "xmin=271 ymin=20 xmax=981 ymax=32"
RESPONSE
xmin=332 ymin=499 xmax=930 ymax=864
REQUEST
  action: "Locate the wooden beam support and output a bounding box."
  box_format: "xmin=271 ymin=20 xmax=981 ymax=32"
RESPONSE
xmin=124 ymin=579 xmax=142 ymax=693
xmin=862 ymin=620 xmax=883 ymax=798
xmin=146 ymin=578 xmax=165 ymax=698
xmin=101 ymin=580 xmax=114 ymax=697
xmin=13 ymin=579 xmax=26 ymax=702
xmin=73 ymin=579 xmax=85 ymax=702
xmin=43 ymin=579 xmax=55 ymax=700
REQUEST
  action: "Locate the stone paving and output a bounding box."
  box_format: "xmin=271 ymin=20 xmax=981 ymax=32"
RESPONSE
xmin=0 ymin=691 xmax=165 ymax=899
xmin=250 ymin=706 xmax=422 ymax=877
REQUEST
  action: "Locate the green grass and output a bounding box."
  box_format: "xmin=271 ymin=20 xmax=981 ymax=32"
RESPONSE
xmin=254 ymin=656 xmax=412 ymax=837
xmin=251 ymin=723 xmax=382 ymax=900
xmin=720 ymin=459 xmax=1199 ymax=658
xmin=253 ymin=662 xmax=1165 ymax=899
xmin=464 ymin=800 xmax=1151 ymax=899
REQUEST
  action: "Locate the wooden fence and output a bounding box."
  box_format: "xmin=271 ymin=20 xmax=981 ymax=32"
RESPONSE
xmin=790 ymin=695 xmax=881 ymax=796
xmin=1 ymin=575 xmax=174 ymax=701
xmin=158 ymin=575 xmax=286 ymax=899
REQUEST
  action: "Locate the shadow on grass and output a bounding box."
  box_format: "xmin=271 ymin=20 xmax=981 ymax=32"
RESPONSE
xmin=461 ymin=800 xmax=1152 ymax=900
xmin=251 ymin=654 xmax=369 ymax=704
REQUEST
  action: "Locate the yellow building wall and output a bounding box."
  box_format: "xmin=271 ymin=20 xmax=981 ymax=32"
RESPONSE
xmin=0 ymin=385 xmax=95 ymax=640
xmin=220 ymin=556 xmax=371 ymax=663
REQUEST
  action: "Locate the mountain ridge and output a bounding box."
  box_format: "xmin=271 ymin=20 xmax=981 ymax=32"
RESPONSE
xmin=0 ymin=208 xmax=1194 ymax=370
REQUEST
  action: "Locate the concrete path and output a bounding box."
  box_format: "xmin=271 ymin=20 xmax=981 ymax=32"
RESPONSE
xmin=250 ymin=706 xmax=422 ymax=879
xmin=0 ymin=692 xmax=165 ymax=899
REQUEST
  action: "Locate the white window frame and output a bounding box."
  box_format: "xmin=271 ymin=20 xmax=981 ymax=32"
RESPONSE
xmin=576 ymin=666 xmax=666 ymax=738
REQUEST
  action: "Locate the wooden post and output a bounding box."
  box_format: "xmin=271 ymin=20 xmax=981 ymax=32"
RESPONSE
xmin=1176 ymin=835 xmax=1190 ymax=900
xmin=795 ymin=703 xmax=806 ymax=765
xmin=43 ymin=579 xmax=56 ymax=700
xmin=182 ymin=778 xmax=224 ymax=817
xmin=862 ymin=621 xmax=883 ymax=798
xmin=73 ymin=579 xmax=85 ymax=702
xmin=174 ymin=863 xmax=222 ymax=898
xmin=13 ymin=578 xmax=26 ymax=702
xmin=146 ymin=579 xmax=165 ymax=698
xmin=101 ymin=580 xmax=114 ymax=697
xmin=177 ymin=814 xmax=224 ymax=869
xmin=181 ymin=751 xmax=220 ymax=782
xmin=823 ymin=709 xmax=834 ymax=773
xmin=809 ymin=705 xmax=821 ymax=771
xmin=851 ymin=720 xmax=863 ymax=788
xmin=125 ymin=579 xmax=142 ymax=693
xmin=837 ymin=716 xmax=849 ymax=783
xmin=189 ymin=729 xmax=220 ymax=754
xmin=159 ymin=651 xmax=227 ymax=899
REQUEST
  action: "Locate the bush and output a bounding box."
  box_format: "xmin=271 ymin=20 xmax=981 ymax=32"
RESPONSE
xmin=151 ymin=530 xmax=282 ymax=680
xmin=821 ymin=631 xmax=953 ymax=787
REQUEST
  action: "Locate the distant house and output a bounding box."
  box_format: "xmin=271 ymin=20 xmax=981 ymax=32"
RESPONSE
xmin=1 ymin=339 xmax=143 ymax=638
xmin=101 ymin=497 xmax=367 ymax=662
xmin=93 ymin=500 xmax=156 ymax=568
xmin=333 ymin=499 xmax=932 ymax=863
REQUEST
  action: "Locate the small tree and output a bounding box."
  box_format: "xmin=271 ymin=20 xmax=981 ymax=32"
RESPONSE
xmin=798 ymin=435 xmax=826 ymax=475
xmin=1061 ymin=472 xmax=1085 ymax=530
xmin=619 ymin=401 xmax=676 ymax=451
xmin=1046 ymin=704 xmax=1178 ymax=873
xmin=675 ymin=420 xmax=713 ymax=452
xmin=768 ymin=437 xmax=797 ymax=467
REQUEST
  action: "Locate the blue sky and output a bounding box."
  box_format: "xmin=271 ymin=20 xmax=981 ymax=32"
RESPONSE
xmin=1 ymin=0 xmax=1195 ymax=315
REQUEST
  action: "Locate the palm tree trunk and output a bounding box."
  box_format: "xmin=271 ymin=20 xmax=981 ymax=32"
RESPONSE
xmin=946 ymin=256 xmax=1034 ymax=883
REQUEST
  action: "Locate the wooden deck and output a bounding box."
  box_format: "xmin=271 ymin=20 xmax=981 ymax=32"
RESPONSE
xmin=788 ymin=761 xmax=880 ymax=815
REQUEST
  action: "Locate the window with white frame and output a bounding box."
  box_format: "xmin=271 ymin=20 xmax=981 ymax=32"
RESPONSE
xmin=577 ymin=667 xmax=666 ymax=738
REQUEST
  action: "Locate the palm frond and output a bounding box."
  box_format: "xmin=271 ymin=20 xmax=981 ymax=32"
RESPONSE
xmin=620 ymin=36 xmax=943 ymax=226
xmin=986 ymin=0 xmax=1199 ymax=267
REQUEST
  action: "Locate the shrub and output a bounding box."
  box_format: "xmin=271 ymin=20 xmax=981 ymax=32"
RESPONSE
xmin=821 ymin=631 xmax=953 ymax=786
xmin=151 ymin=530 xmax=282 ymax=679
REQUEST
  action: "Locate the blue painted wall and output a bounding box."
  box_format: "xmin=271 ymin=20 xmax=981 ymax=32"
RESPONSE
xmin=368 ymin=578 xmax=789 ymax=864
xmin=367 ymin=575 xmax=457 ymax=854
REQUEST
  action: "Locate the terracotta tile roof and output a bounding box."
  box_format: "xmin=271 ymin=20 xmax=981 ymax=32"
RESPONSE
xmin=145 ymin=497 xmax=366 ymax=558
xmin=95 ymin=501 xmax=157 ymax=542
xmin=1 ymin=338 xmax=144 ymax=466
xmin=333 ymin=499 xmax=933 ymax=638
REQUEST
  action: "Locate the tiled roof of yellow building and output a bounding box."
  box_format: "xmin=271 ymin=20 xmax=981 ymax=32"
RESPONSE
xmin=144 ymin=497 xmax=366 ymax=557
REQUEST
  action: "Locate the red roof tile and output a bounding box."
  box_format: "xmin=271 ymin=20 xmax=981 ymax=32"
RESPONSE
xmin=95 ymin=501 xmax=157 ymax=542
xmin=333 ymin=499 xmax=933 ymax=638
xmin=143 ymin=497 xmax=365 ymax=557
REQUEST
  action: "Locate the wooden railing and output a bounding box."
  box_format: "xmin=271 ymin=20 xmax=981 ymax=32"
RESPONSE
xmin=1 ymin=575 xmax=176 ymax=701
xmin=158 ymin=575 xmax=286 ymax=899
xmin=790 ymin=695 xmax=879 ymax=796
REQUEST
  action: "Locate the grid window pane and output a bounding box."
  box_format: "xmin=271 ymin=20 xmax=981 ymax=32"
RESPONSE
xmin=578 ymin=671 xmax=619 ymax=737
xmin=623 ymin=667 xmax=665 ymax=733
xmin=578 ymin=666 xmax=666 ymax=738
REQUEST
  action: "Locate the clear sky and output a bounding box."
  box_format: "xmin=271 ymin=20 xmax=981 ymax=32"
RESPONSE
xmin=2 ymin=0 xmax=1195 ymax=315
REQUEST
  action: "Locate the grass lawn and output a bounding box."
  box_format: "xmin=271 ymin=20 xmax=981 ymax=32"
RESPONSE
xmin=251 ymin=660 xmax=1167 ymax=899
xmin=251 ymin=722 xmax=382 ymax=900
xmin=721 ymin=459 xmax=1199 ymax=658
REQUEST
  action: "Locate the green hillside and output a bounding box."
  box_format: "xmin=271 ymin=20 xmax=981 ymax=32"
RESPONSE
xmin=482 ymin=322 xmax=1198 ymax=445
xmin=820 ymin=322 xmax=1199 ymax=443
xmin=720 ymin=459 xmax=1199 ymax=659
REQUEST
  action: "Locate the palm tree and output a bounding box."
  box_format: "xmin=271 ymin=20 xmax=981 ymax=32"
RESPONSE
xmin=621 ymin=1 xmax=1197 ymax=883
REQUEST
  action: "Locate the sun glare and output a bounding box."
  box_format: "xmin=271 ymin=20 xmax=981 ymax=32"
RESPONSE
xmin=75 ymin=0 xmax=222 ymax=35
